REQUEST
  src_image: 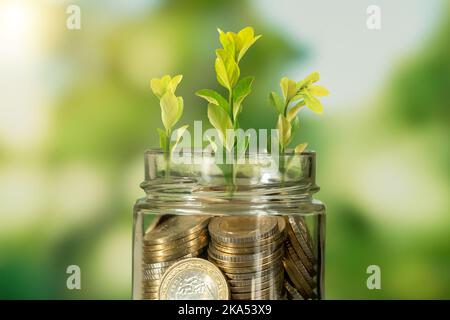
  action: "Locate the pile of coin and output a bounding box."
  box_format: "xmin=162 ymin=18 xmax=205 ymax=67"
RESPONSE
xmin=141 ymin=215 xmax=210 ymax=300
xmin=283 ymin=216 xmax=317 ymax=299
xmin=207 ymin=216 xmax=286 ymax=300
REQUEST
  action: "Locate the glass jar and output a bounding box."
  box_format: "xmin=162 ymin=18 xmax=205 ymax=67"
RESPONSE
xmin=132 ymin=150 xmax=325 ymax=300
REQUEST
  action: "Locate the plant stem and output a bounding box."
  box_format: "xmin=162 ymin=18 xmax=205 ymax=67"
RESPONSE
xmin=227 ymin=87 xmax=236 ymax=195
xmin=165 ymin=129 xmax=171 ymax=179
xmin=228 ymin=89 xmax=233 ymax=122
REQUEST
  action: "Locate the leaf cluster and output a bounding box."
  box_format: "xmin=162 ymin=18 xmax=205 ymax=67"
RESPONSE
xmin=150 ymin=75 xmax=188 ymax=153
xmin=196 ymin=27 xmax=261 ymax=152
xmin=269 ymin=72 xmax=329 ymax=152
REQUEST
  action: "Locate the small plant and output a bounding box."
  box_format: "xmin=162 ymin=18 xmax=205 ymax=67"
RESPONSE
xmin=148 ymin=27 xmax=329 ymax=185
xmin=269 ymin=72 xmax=329 ymax=154
xmin=196 ymin=27 xmax=261 ymax=153
xmin=150 ymin=75 xmax=188 ymax=155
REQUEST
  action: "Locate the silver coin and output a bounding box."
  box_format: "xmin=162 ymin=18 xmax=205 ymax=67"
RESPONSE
xmin=158 ymin=258 xmax=229 ymax=300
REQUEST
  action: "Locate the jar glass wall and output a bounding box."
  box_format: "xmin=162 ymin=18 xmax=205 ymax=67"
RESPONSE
xmin=132 ymin=150 xmax=325 ymax=300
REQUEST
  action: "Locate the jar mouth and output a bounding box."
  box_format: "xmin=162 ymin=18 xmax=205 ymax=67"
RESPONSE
xmin=138 ymin=149 xmax=319 ymax=213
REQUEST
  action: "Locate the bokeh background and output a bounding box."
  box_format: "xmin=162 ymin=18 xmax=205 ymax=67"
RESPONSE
xmin=0 ymin=0 xmax=449 ymax=299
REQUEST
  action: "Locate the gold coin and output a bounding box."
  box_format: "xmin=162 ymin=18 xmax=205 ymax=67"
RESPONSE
xmin=142 ymin=292 xmax=159 ymax=300
xmin=158 ymin=258 xmax=229 ymax=300
xmin=286 ymin=231 xmax=315 ymax=274
xmin=276 ymin=216 xmax=286 ymax=234
xmin=224 ymin=263 xmax=283 ymax=280
xmin=143 ymin=230 xmax=208 ymax=252
xmin=142 ymin=286 xmax=160 ymax=293
xmin=208 ymin=246 xmax=284 ymax=268
xmin=209 ymin=216 xmax=279 ymax=244
xmin=142 ymin=278 xmax=163 ymax=286
xmin=144 ymin=215 xmax=210 ymax=245
xmin=231 ymin=284 xmax=283 ymax=300
xmin=142 ymin=248 xmax=206 ymax=265
xmin=208 ymin=255 xmax=283 ymax=274
xmin=143 ymin=233 xmax=208 ymax=257
xmin=143 ymin=243 xmax=207 ymax=262
xmin=211 ymin=232 xmax=285 ymax=248
xmin=143 ymin=272 xmax=166 ymax=281
xmin=286 ymin=244 xmax=316 ymax=287
xmin=229 ymin=273 xmax=284 ymax=293
xmin=230 ymin=279 xmax=284 ymax=294
xmin=283 ymin=257 xmax=316 ymax=299
xmin=143 ymin=265 xmax=170 ymax=274
xmin=209 ymin=216 xmax=286 ymax=249
xmin=210 ymin=232 xmax=285 ymax=254
xmin=286 ymin=216 xmax=315 ymax=262
xmin=207 ymin=243 xmax=282 ymax=263
xmin=284 ymin=281 xmax=304 ymax=300
xmin=143 ymin=260 xmax=179 ymax=269
xmin=228 ymin=269 xmax=284 ymax=287
xmin=294 ymin=216 xmax=314 ymax=250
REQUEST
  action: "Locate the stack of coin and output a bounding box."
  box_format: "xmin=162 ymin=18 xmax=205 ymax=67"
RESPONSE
xmin=207 ymin=216 xmax=286 ymax=300
xmin=142 ymin=215 xmax=210 ymax=300
xmin=283 ymin=216 xmax=317 ymax=299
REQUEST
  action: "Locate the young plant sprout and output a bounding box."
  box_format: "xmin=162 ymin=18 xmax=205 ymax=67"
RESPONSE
xmin=269 ymin=72 xmax=329 ymax=153
xmin=196 ymin=27 xmax=261 ymax=153
xmin=150 ymin=75 xmax=189 ymax=155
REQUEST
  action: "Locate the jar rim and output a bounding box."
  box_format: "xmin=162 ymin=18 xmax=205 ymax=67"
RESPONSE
xmin=138 ymin=148 xmax=319 ymax=213
xmin=144 ymin=148 xmax=316 ymax=157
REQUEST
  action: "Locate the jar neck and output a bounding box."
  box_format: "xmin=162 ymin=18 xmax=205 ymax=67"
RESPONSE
xmin=139 ymin=150 xmax=319 ymax=214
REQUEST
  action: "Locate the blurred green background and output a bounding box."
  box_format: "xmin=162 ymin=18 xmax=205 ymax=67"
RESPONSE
xmin=0 ymin=0 xmax=449 ymax=299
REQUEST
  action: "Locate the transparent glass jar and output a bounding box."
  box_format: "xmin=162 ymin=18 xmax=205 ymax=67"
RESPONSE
xmin=132 ymin=150 xmax=325 ymax=300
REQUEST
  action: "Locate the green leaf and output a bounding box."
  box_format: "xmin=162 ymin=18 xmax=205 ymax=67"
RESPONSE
xmin=214 ymin=56 xmax=230 ymax=90
xmin=218 ymin=29 xmax=236 ymax=55
xmin=276 ymin=114 xmax=292 ymax=148
xmin=297 ymin=72 xmax=320 ymax=90
xmin=232 ymin=76 xmax=254 ymax=120
xmin=304 ymin=93 xmax=323 ymax=114
xmin=207 ymin=103 xmax=234 ymax=151
xmin=150 ymin=74 xmax=182 ymax=99
xmin=196 ymin=89 xmax=230 ymax=114
xmin=309 ymin=85 xmax=329 ymax=97
xmin=160 ymin=91 xmax=180 ymax=131
xmin=168 ymin=74 xmax=183 ymax=93
xmin=157 ymin=128 xmax=168 ymax=152
xmin=291 ymin=116 xmax=300 ymax=135
xmin=150 ymin=75 xmax=171 ymax=98
xmin=294 ymin=143 xmax=308 ymax=154
xmin=170 ymin=125 xmax=189 ymax=153
xmin=174 ymin=96 xmax=184 ymax=125
xmin=286 ymin=100 xmax=305 ymax=122
xmin=215 ymin=49 xmax=240 ymax=90
xmin=280 ymin=77 xmax=298 ymax=103
xmin=269 ymin=91 xmax=284 ymax=115
xmin=236 ymin=27 xmax=261 ymax=62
